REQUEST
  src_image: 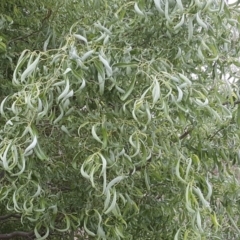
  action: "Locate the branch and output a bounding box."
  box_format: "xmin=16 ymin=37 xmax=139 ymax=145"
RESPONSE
xmin=222 ymin=100 xmax=240 ymax=106
xmin=234 ymin=100 xmax=240 ymax=105
xmin=8 ymin=9 xmax=52 ymax=45
xmin=0 ymin=231 xmax=34 ymax=239
xmin=207 ymin=128 xmax=224 ymax=141
xmin=179 ymin=128 xmax=193 ymax=140
xmin=131 ymin=158 xmax=152 ymax=175
xmin=0 ymin=214 xmax=21 ymax=221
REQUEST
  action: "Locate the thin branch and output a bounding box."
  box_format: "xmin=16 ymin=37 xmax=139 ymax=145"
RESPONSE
xmin=7 ymin=9 xmax=52 ymax=46
xmin=234 ymin=100 xmax=240 ymax=105
xmin=131 ymin=158 xmax=152 ymax=175
xmin=222 ymin=100 xmax=240 ymax=106
xmin=179 ymin=128 xmax=193 ymax=140
xmin=0 ymin=214 xmax=21 ymax=221
xmin=0 ymin=231 xmax=34 ymax=239
xmin=207 ymin=128 xmax=224 ymax=141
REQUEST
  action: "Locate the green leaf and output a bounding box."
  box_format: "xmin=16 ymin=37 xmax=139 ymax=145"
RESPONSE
xmin=237 ymin=104 xmax=240 ymax=127
xmin=120 ymin=77 xmax=136 ymax=101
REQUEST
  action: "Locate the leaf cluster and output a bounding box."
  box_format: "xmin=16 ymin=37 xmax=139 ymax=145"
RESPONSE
xmin=1 ymin=0 xmax=240 ymax=239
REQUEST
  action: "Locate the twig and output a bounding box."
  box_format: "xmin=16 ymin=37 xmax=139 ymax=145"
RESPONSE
xmin=207 ymin=128 xmax=223 ymax=141
xmin=179 ymin=128 xmax=193 ymax=140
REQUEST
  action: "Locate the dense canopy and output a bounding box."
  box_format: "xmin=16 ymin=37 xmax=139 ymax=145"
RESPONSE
xmin=1 ymin=0 xmax=240 ymax=239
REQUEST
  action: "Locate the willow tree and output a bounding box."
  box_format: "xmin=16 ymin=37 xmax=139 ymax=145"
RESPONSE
xmin=1 ymin=0 xmax=240 ymax=239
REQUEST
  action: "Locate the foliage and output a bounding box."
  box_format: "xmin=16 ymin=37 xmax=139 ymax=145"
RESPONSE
xmin=1 ymin=0 xmax=240 ymax=239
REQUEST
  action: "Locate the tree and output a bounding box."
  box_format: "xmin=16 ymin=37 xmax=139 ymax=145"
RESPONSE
xmin=1 ymin=0 xmax=240 ymax=239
